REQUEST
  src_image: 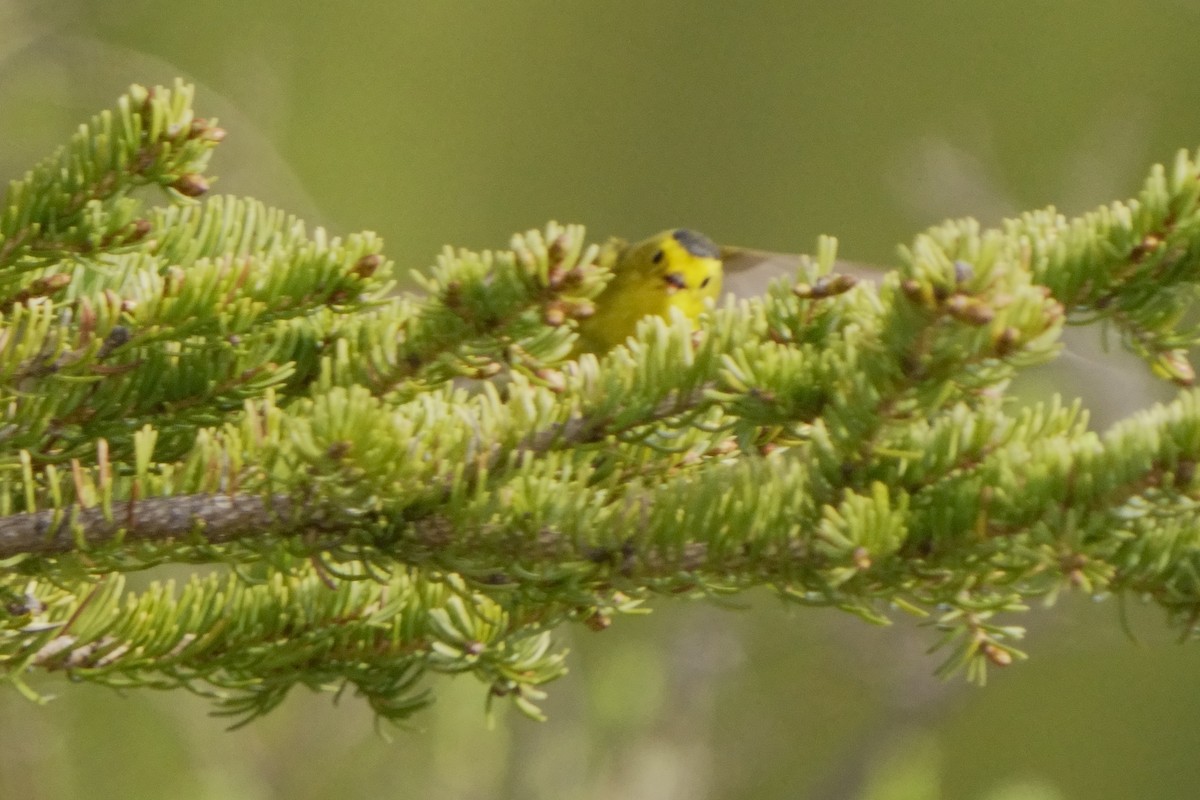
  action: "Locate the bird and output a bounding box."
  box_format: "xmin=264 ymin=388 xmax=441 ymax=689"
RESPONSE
xmin=573 ymin=228 xmax=724 ymax=354
xmin=573 ymin=228 xmax=880 ymax=354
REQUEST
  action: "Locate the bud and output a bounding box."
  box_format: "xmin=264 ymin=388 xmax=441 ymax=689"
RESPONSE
xmin=475 ymin=362 xmax=503 ymax=378
xmin=443 ymin=281 xmax=462 ymax=308
xmin=352 ymin=253 xmax=383 ymax=278
xmin=535 ymin=368 xmax=566 ymax=393
xmin=945 ymin=294 xmax=995 ymax=325
xmin=98 ymin=326 xmax=132 ymax=358
xmin=1155 ymin=349 xmax=1196 ymax=387
xmin=188 ymin=118 xmax=227 ymax=142
xmin=562 ymin=267 xmax=585 ymax=288
xmin=543 ymin=304 xmax=566 ymax=327
xmin=128 ymin=218 xmax=153 ymax=242
xmin=1175 ymin=458 xmax=1197 ymax=488
xmin=32 ymin=273 xmax=72 ymax=295
xmin=981 ymin=642 xmax=1013 ymax=667
xmin=547 ymin=233 xmax=570 ymax=263
xmin=1129 ymin=233 xmax=1162 ymax=263
xmin=171 ymin=173 xmax=209 ymax=198
xmin=901 ymin=279 xmax=929 ymax=306
xmin=852 ymin=546 xmax=872 ymax=571
xmin=994 ymin=326 xmax=1021 ymax=357
xmin=794 ymin=275 xmax=856 ymax=299
xmin=583 ymin=611 xmax=611 ymax=632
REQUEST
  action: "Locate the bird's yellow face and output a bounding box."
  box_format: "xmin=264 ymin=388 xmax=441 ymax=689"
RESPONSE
xmin=575 ymin=229 xmax=723 ymax=354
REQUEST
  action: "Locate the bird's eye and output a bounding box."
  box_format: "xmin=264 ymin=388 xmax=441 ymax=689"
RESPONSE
xmin=652 ymin=250 xmax=665 ymax=264
xmin=700 ymin=277 xmax=710 ymax=288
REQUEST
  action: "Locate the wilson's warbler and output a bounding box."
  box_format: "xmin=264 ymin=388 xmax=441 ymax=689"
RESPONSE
xmin=575 ymin=229 xmax=724 ymax=353
xmin=575 ymin=228 xmax=880 ymax=353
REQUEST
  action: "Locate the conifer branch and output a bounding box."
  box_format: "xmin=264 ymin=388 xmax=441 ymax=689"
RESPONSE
xmin=0 ymin=493 xmax=294 ymax=556
xmin=6 ymin=82 xmax=1200 ymax=723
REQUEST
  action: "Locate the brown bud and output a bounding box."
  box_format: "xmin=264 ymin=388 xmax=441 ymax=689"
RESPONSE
xmin=798 ymin=274 xmax=858 ymax=298
xmin=171 ymin=173 xmax=209 ymax=198
xmin=547 ymin=234 xmax=570 ymax=263
xmin=901 ymin=279 xmax=927 ymax=305
xmin=980 ymin=642 xmax=1013 ymax=667
xmin=543 ymin=304 xmax=566 ymax=327
xmin=994 ymin=326 xmax=1021 ymax=357
xmin=188 ymin=118 xmax=226 ymax=142
xmin=443 ymin=281 xmax=462 ymax=308
xmin=128 ymin=218 xmax=153 ymax=242
xmin=945 ymin=294 xmax=995 ymax=325
xmin=535 ymin=368 xmax=566 ymax=393
xmin=1175 ymin=459 xmax=1196 ymax=488
xmin=78 ymin=298 xmax=96 ymax=338
xmin=1156 ymin=349 xmax=1196 ymax=387
xmin=583 ymin=611 xmax=611 ymax=632
xmin=570 ymin=301 xmax=595 ymax=320
xmin=1130 ymin=233 xmax=1162 ymax=263
xmin=475 ymin=362 xmax=503 ymax=378
xmin=131 ymin=146 xmax=158 ymax=174
xmin=825 ymin=273 xmax=859 ymax=295
xmin=352 ymin=253 xmax=383 ymax=278
xmin=852 ymin=546 xmax=872 ymax=571
xmin=32 ymin=273 xmax=71 ymax=295
xmin=565 ymin=267 xmax=586 ymax=286
xmin=1059 ymin=552 xmax=1087 ymax=573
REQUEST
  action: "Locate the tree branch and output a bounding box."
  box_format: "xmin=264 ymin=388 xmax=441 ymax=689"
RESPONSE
xmin=0 ymin=493 xmax=295 ymax=557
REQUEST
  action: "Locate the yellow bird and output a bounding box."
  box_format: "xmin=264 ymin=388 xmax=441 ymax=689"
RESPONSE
xmin=574 ymin=228 xmax=880 ymax=354
xmin=575 ymin=229 xmax=724 ymax=354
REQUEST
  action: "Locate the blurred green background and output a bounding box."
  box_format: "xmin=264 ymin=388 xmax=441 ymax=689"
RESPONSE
xmin=3 ymin=1 xmax=1200 ymax=798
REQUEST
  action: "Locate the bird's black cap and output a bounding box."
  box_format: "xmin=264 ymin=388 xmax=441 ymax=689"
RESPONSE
xmin=672 ymin=229 xmax=720 ymax=259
